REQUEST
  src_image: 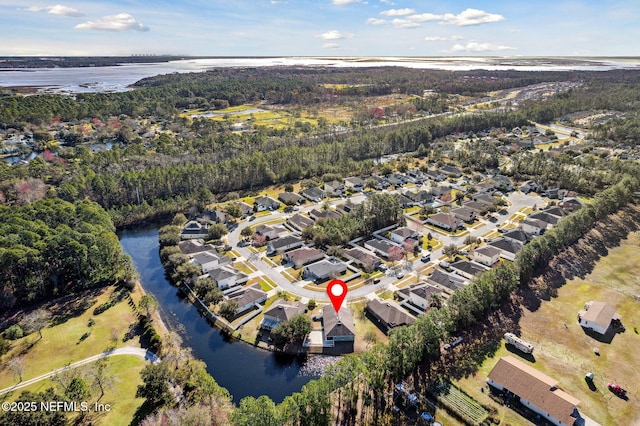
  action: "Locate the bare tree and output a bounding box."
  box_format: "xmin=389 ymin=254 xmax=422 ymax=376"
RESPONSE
xmin=20 ymin=308 xmax=52 ymax=340
xmin=89 ymin=358 xmax=113 ymax=401
xmin=8 ymin=356 xmax=26 ymax=382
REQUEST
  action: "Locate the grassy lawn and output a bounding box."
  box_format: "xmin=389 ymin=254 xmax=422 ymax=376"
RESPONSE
xmin=281 ymin=270 xmax=298 ymax=283
xmin=233 ymin=261 xmax=256 ymax=275
xmin=0 ymin=286 xmax=143 ymax=390
xmin=350 ymin=302 xmax=389 ymax=352
xmin=456 ymin=232 xmax=640 ymax=426
xmin=1 ymin=355 xmax=147 ymax=426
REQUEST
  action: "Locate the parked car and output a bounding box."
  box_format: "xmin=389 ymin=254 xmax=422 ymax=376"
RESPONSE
xmin=396 ymin=271 xmax=405 ymax=279
xmin=439 ymin=261 xmax=450 ymax=269
xmin=248 ymin=216 xmax=256 ymax=221
xmin=373 ymin=278 xmax=381 ymax=284
xmin=443 ymin=336 xmax=463 ymax=350
xmin=420 ymin=254 xmax=431 ymax=263
xmin=378 ymin=264 xmax=388 ymax=272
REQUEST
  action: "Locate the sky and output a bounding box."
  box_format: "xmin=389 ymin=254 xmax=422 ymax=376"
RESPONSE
xmin=0 ymin=0 xmax=638 ymax=57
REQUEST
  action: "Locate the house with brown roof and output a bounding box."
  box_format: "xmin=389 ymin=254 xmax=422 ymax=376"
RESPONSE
xmin=178 ymin=239 xmax=217 ymax=257
xmin=426 ymin=213 xmax=463 ymax=232
xmin=343 ymin=247 xmax=380 ymax=272
xmin=366 ymin=299 xmax=416 ymax=333
xmin=283 ymin=247 xmax=325 ymax=269
xmin=255 ymin=224 xmax=288 ymax=240
xmin=287 ymin=213 xmax=314 ymax=232
xmin=266 ymin=235 xmax=304 ymax=255
xmin=450 ymin=207 xmax=477 ymax=223
xmin=227 ymin=284 xmax=267 ymax=315
xmin=397 ymin=282 xmax=443 ymax=312
xmin=278 ymin=192 xmax=304 ymax=206
xmin=488 ymin=356 xmax=588 ymax=426
xmin=309 ymin=208 xmax=342 ymax=220
xmin=578 ymin=301 xmax=622 ymax=335
xmin=261 ymin=299 xmax=306 ymax=331
xmin=426 ymin=269 xmax=468 ymax=293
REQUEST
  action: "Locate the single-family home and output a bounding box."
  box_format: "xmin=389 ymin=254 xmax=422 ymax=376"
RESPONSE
xmin=254 ymin=196 xmax=281 ymax=212
xmin=255 ymin=224 xmax=288 ymax=240
xmin=397 ymin=282 xmax=443 ymax=311
xmin=180 ymin=220 xmax=209 ymax=239
xmin=450 ymin=260 xmax=489 ymax=280
xmin=366 ymin=299 xmax=416 ymax=333
xmin=520 ymin=218 xmax=548 ymax=235
xmin=283 ymin=247 xmax=325 ymax=269
xmin=343 ymin=176 xmax=366 ymax=192
xmin=578 ymin=301 xmax=622 ymax=335
xmin=287 ymin=213 xmax=314 ymax=232
xmin=261 ymin=300 xmax=306 ymax=331
xmin=364 ymin=239 xmax=398 ymax=258
xmin=475 ymin=181 xmax=496 ymax=194
xmin=488 ymin=356 xmax=586 ymax=426
xmin=343 ymin=247 xmax=381 ymax=273
xmin=488 ymin=238 xmax=523 ymax=261
xmin=427 ymin=269 xmax=468 ymax=293
xmin=227 ymin=284 xmax=268 ymax=315
xmin=300 ymin=187 xmax=326 ymax=203
xmin=234 ymin=202 xmax=254 ymax=218
xmin=503 ymin=229 xmax=532 ymax=246
xmin=544 ymin=206 xmax=567 ymax=219
xmin=462 ymin=200 xmax=488 ymax=215
xmin=324 ymin=180 xmax=345 ymax=197
xmin=431 ymin=185 xmax=452 ymax=198
xmin=303 ymin=257 xmax=348 ymax=282
xmin=191 ymin=251 xmax=232 ymax=273
xmin=426 ymin=213 xmax=463 ymax=232
xmin=440 ymin=165 xmax=462 ymax=177
xmin=390 ymin=227 xmax=420 ymax=248
xmin=335 ymin=199 xmax=361 ymax=214
xmin=309 ymin=208 xmax=342 ymax=220
xmin=528 ymin=211 xmax=561 ymax=227
xmin=519 ymin=180 xmax=540 ymax=194
xmin=266 ymin=235 xmax=304 ymax=255
xmin=558 ymin=198 xmax=583 ymax=213
xmin=278 ymin=192 xmax=304 ymax=206
xmin=451 ymin=207 xmax=477 ymax=223
xmin=425 ymin=169 xmax=445 ymax=182
xmin=385 ymin=174 xmax=404 ymax=187
xmin=198 ymin=209 xmax=227 ymax=225
xmin=393 ymin=193 xmax=414 ymax=208
xmin=322 ymin=307 xmax=355 ymax=343
xmin=472 ymin=193 xmax=497 ymax=206
xmin=178 ymin=239 xmax=217 ymax=257
xmin=208 ymin=265 xmax=249 ymax=290
xmin=406 ymin=190 xmax=434 ymax=205
xmin=472 ymin=246 xmax=501 ymax=267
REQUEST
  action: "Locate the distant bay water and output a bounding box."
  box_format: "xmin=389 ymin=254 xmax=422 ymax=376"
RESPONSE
xmin=1 ymin=56 xmax=639 ymax=94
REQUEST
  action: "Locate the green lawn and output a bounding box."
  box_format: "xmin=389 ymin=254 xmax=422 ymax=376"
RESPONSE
xmin=0 ymin=286 xmax=143 ymax=390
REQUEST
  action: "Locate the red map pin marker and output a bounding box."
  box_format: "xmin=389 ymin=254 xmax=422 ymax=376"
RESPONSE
xmin=327 ymin=279 xmax=348 ymax=313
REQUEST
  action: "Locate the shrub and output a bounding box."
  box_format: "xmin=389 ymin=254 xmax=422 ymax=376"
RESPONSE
xmin=4 ymin=324 xmax=24 ymax=340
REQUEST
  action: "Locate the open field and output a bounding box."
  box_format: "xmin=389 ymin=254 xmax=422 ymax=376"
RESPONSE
xmin=1 ymin=356 xmax=147 ymax=426
xmin=0 ymin=286 xmax=144 ymax=390
xmin=456 ymin=229 xmax=640 ymax=426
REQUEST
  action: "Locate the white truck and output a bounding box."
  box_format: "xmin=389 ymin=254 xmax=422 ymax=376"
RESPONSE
xmin=504 ymin=332 xmax=534 ymax=354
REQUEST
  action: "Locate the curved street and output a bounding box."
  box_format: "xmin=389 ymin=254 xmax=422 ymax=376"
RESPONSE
xmin=226 ymin=190 xmax=545 ymax=304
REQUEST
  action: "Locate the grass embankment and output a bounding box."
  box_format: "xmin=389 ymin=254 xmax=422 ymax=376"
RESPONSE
xmin=457 ymin=218 xmax=640 ymax=426
xmin=0 ymin=285 xmax=151 ymax=425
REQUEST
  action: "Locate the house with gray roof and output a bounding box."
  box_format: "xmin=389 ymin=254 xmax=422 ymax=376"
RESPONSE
xmin=227 ymin=284 xmax=267 ymax=315
xmin=324 ymin=180 xmax=345 ymax=197
xmin=180 ymin=220 xmax=209 ymax=239
xmin=343 ymin=176 xmax=366 ymax=192
xmin=520 ymin=218 xmax=548 ymax=235
xmin=364 ymin=239 xmax=397 ymax=258
xmin=366 ymin=299 xmax=416 ymax=333
xmin=451 ymin=207 xmax=477 ymax=223
xmin=254 ymin=196 xmax=281 ymax=211
xmin=255 ymin=224 xmax=288 ymax=240
xmin=303 ymin=257 xmax=348 ymax=282
xmin=503 ymin=229 xmax=532 ymax=245
xmin=472 ymin=246 xmax=501 ymax=267
xmin=278 ymin=192 xmax=304 ymax=206
xmin=426 ymin=213 xmax=463 ymax=231
xmin=529 ymin=211 xmax=561 ymax=226
xmin=322 ymin=307 xmax=355 ymax=343
xmin=488 ymin=238 xmax=523 ymax=261
xmin=450 ymin=259 xmax=489 ymax=280
xmin=301 ymin=187 xmax=326 ymax=203
xmin=192 ymin=250 xmax=232 ymax=273
xmin=309 ymin=208 xmax=342 ymax=220
xmin=426 ymin=269 xmax=468 ymax=293
xmin=261 ymin=300 xmax=306 ymax=330
xmin=208 ymin=265 xmax=249 ymax=290
xmin=178 ymin=239 xmax=217 ymax=257
xmin=397 ymin=282 xmax=443 ymax=312
xmin=266 ymin=235 xmax=304 ymax=255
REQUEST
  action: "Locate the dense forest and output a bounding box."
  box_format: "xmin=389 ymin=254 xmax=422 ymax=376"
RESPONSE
xmin=0 ymin=198 xmax=133 ymax=309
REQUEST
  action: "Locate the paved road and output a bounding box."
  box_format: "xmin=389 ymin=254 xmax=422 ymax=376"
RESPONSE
xmin=227 ymin=190 xmax=545 ymax=303
xmin=0 ymin=346 xmax=160 ymax=396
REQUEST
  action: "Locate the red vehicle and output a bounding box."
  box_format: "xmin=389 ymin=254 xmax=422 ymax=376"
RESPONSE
xmin=608 ymin=383 xmax=627 ymax=397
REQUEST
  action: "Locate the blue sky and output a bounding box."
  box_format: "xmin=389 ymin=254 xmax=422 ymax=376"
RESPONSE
xmin=0 ymin=0 xmax=638 ymax=56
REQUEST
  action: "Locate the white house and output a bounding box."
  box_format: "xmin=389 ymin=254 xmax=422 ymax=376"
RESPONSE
xmin=472 ymin=246 xmax=501 ymax=267
xmin=227 ymin=285 xmax=267 ymax=315
xmin=390 ymin=227 xmax=420 ymax=246
xmin=398 ymin=282 xmax=442 ymax=311
xmin=488 ymin=356 xmax=588 ymax=426
xmin=208 ymin=265 xmax=249 ymax=290
xmin=261 ymin=300 xmax=305 ymax=330
xmin=578 ymin=301 xmax=621 ymax=335
xmin=191 ymin=251 xmax=232 ymax=273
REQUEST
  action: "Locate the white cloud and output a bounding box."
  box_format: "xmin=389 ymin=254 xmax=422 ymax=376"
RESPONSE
xmin=425 ymin=35 xmax=463 ymax=42
xmin=316 ymin=30 xmax=353 ymax=40
xmin=392 ymin=19 xmax=420 ymax=29
xmin=366 ymin=17 xmax=386 ymax=25
xmin=75 ymin=13 xmax=150 ymax=32
xmin=380 ymin=8 xmax=414 ymax=17
xmin=408 ymin=9 xmax=505 ymax=26
xmin=451 ymin=42 xmax=514 ymax=52
xmin=322 ymin=43 xmax=340 ymax=49
xmin=331 ymin=0 xmax=360 ymax=5
xmin=270 ymin=0 xmax=287 ymax=4
xmin=379 ymin=0 xmax=394 ymax=4
xmin=26 ymin=4 xmax=84 ymax=17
